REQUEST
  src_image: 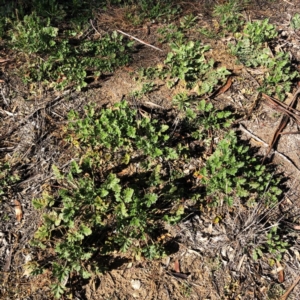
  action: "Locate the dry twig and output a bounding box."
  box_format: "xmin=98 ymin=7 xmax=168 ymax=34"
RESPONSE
xmin=282 ymin=0 xmax=294 ymax=5
xmin=262 ymin=88 xmax=300 ymax=162
xmin=262 ymin=93 xmax=300 ymax=124
xmin=281 ymin=275 xmax=300 ymax=300
xmin=116 ymin=29 xmax=163 ymax=52
xmin=239 ymin=124 xmax=300 ymax=173
xmin=90 ymin=19 xmax=102 ymax=36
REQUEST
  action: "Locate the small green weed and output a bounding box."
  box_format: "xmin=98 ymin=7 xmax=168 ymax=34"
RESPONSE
xmin=67 ymin=101 xmax=176 ymax=159
xmin=229 ymin=39 xmax=270 ymax=67
xmin=196 ymin=131 xmax=282 ymax=207
xmin=258 ymin=52 xmax=298 ymax=99
xmin=291 ymin=13 xmax=300 ymax=30
xmin=131 ymin=82 xmax=157 ymax=98
xmin=180 ymin=282 xmax=192 ymax=297
xmin=125 ymin=0 xmax=181 ymax=25
xmin=267 ymin=283 xmax=285 ymax=299
xmin=253 ymin=226 xmax=289 ymax=261
xmin=8 ymin=13 xmax=58 ymax=54
xmin=198 ymin=27 xmax=219 ymax=39
xmin=164 ymin=41 xmax=212 ymax=87
xmin=157 ymin=24 xmax=185 ymax=45
xmin=172 ymin=92 xmax=194 ymax=111
xmin=142 ymin=41 xmax=230 ymax=95
xmin=0 ymin=162 xmax=19 ymax=199
xmin=213 ymin=0 xmax=245 ymax=33
xmin=8 ymin=15 xmax=133 ymax=90
xmin=244 ymin=19 xmax=277 ymax=44
xmin=229 ymin=19 xmax=298 ymax=100
xmin=265 ymin=226 xmax=290 ymax=260
xmin=157 ymin=14 xmax=198 ymax=45
xmin=183 ymin=99 xmax=233 ymax=136
xmin=180 ymin=14 xmax=198 ymax=29
xmin=164 ymin=41 xmax=230 ymax=92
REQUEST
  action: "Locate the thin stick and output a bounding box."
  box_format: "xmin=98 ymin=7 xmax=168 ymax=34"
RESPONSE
xmin=90 ymin=19 xmax=102 ymax=36
xmin=117 ymin=29 xmax=163 ymax=52
xmin=262 ymin=93 xmax=300 ymax=123
xmin=0 ymin=88 xmax=9 ymax=106
xmin=89 ymin=20 xmax=163 ymax=52
xmin=282 ymin=0 xmax=294 ymax=5
xmin=239 ymin=124 xmax=300 ymax=173
xmin=281 ymin=275 xmax=300 ymax=300
xmin=262 ymin=87 xmax=300 ymax=162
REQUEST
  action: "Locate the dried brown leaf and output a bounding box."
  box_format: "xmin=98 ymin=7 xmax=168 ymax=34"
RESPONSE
xmin=14 ymin=200 xmax=23 ymax=222
xmin=281 ymin=275 xmax=300 ymax=300
xmin=169 ymin=271 xmax=189 ymax=279
xmin=0 ymin=58 xmax=10 ymax=63
xmin=276 ymin=260 xmax=284 ymax=283
xmin=215 ymin=76 xmax=232 ymax=96
xmin=174 ymin=259 xmax=180 ymax=273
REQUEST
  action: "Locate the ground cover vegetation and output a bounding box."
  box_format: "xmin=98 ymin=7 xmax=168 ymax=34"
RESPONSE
xmin=1 ymin=0 xmax=300 ymax=299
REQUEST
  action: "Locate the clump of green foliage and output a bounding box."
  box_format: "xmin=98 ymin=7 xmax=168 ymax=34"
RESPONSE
xmin=213 ymin=0 xmax=246 ymax=33
xmin=0 ymin=0 xmax=182 ymax=91
xmin=157 ymin=23 xmax=186 ymax=44
xmin=229 ymin=19 xmax=278 ymax=62
xmin=139 ymin=40 xmax=230 ymax=104
xmin=29 ymin=98 xmax=287 ymax=298
xmin=30 ymin=100 xmax=183 ymax=298
xmin=9 ymin=13 xmax=58 ymax=54
xmin=196 ymin=131 xmax=282 ymax=207
xmin=0 ymin=0 xmax=97 ymax=38
xmin=291 ymin=13 xmax=300 ymax=30
xmin=7 ymin=13 xmax=133 ymax=90
xmin=0 ymin=0 xmax=134 ymax=91
xmin=163 ymin=41 xmax=230 ymax=93
xmin=157 ymin=13 xmax=198 ymax=45
xmin=229 ymin=19 xmax=298 ymax=100
xmin=0 ymin=162 xmax=19 ymax=198
xmin=243 ymin=18 xmax=278 ymax=43
xmin=253 ymin=226 xmax=289 ymax=261
xmin=124 ymin=0 xmax=181 ymax=25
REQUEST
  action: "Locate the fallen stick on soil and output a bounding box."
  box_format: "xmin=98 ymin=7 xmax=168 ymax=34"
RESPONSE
xmin=262 ymin=87 xmax=300 ymax=162
xmin=116 ymin=30 xmax=163 ymax=52
xmin=282 ymin=0 xmax=294 ymax=5
xmin=280 ymin=275 xmax=300 ymax=300
xmin=239 ymin=124 xmax=300 ymax=173
xmin=262 ymin=94 xmax=300 ymax=124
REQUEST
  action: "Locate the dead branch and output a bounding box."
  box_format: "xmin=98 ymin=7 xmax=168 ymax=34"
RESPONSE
xmin=281 ymin=275 xmax=300 ymax=300
xmin=262 ymin=93 xmax=300 ymax=124
xmin=262 ymin=88 xmax=300 ymax=162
